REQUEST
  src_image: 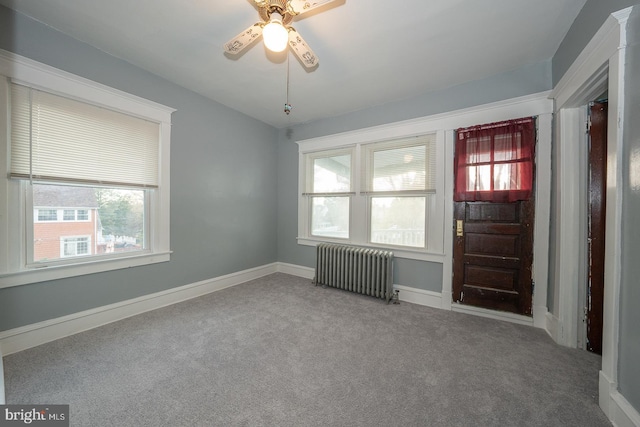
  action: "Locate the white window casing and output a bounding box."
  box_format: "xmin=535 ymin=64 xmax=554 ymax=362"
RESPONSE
xmin=0 ymin=49 xmax=175 ymax=288
xmin=298 ymin=131 xmax=446 ymax=262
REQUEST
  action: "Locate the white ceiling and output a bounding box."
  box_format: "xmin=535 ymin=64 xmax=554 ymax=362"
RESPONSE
xmin=0 ymin=0 xmax=587 ymax=129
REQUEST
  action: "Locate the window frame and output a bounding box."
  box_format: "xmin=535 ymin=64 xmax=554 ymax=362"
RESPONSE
xmin=363 ymin=137 xmax=436 ymax=250
xmin=0 ymin=49 xmax=174 ymax=288
xmin=298 ymin=130 xmax=446 ymax=262
xmin=304 ymin=147 xmax=355 ymax=241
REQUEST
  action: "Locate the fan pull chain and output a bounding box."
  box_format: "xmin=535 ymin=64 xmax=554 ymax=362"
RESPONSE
xmin=284 ymin=52 xmax=292 ymax=115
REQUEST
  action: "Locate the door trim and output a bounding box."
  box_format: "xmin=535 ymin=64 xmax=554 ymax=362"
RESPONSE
xmin=549 ymin=6 xmax=631 ymax=421
xmin=438 ymin=95 xmax=553 ymax=318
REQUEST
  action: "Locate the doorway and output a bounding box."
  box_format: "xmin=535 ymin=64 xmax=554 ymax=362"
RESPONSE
xmin=585 ymin=100 xmax=607 ymax=354
xmin=452 ymin=118 xmax=536 ymax=316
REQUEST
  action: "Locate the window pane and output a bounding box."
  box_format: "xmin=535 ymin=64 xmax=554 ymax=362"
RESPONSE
xmin=33 ymin=184 xmax=146 ymax=262
xmin=494 ymin=162 xmax=526 ymax=190
xmin=466 ymin=165 xmax=492 ymax=191
xmin=38 ymin=209 xmax=57 ymax=221
xmin=63 ymin=240 xmax=75 ymax=256
xmin=372 ymin=145 xmax=426 ymax=191
xmin=77 ymin=209 xmax=89 ymax=221
xmin=466 ymin=136 xmax=491 ymax=163
xmin=313 ymin=154 xmax=351 ymax=193
xmin=77 ymin=237 xmax=89 ymax=255
xmin=311 ymin=196 xmax=349 ymax=239
xmin=370 ymin=197 xmax=425 ymax=248
xmin=494 ymin=133 xmax=523 ymax=161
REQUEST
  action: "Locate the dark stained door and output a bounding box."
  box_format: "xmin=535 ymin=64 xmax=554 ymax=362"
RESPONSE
xmin=586 ymin=101 xmax=607 ymax=354
xmin=453 ymin=200 xmax=535 ymax=315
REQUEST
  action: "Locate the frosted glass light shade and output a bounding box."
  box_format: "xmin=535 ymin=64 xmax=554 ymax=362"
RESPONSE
xmin=263 ymin=14 xmax=288 ymax=52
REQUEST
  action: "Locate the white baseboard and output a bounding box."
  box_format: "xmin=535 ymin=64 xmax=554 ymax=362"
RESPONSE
xmin=611 ymin=391 xmax=640 ymax=427
xmin=393 ymin=284 xmax=442 ymax=309
xmin=451 ymin=303 xmax=534 ymax=326
xmin=280 ymin=263 xmax=544 ymax=328
xmin=532 ymin=304 xmax=548 ymax=329
xmin=600 ymin=371 xmax=640 ymax=427
xmin=545 ymin=311 xmax=560 ymax=342
xmin=276 ymin=262 xmax=314 ymax=280
xmin=0 ymin=263 xmax=278 ymax=356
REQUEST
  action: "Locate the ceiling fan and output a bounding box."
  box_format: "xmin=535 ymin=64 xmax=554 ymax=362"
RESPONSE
xmin=224 ymin=0 xmax=339 ymax=69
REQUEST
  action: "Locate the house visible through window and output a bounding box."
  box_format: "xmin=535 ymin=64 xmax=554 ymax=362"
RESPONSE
xmin=0 ymin=55 xmax=173 ymax=286
xmin=31 ymin=184 xmax=144 ymax=262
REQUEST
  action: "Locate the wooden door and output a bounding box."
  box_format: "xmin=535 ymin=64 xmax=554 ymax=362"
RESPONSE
xmin=586 ymin=101 xmax=607 ymax=354
xmin=452 ymin=200 xmax=534 ymax=315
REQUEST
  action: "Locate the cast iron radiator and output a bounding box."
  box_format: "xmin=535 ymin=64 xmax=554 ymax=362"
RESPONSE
xmin=313 ymin=243 xmax=394 ymax=302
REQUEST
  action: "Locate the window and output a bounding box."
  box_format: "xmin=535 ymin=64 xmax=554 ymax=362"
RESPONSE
xmin=0 ymin=52 xmax=174 ymax=287
xmin=60 ymin=209 xmax=90 ymax=222
xmin=305 ymin=150 xmax=353 ymax=239
xmin=61 ymin=236 xmax=90 ymax=258
xmin=37 ymin=209 xmax=58 ymax=222
xmin=299 ymin=133 xmax=442 ymax=258
xmin=454 ymin=118 xmax=535 ymax=202
xmin=364 ymin=138 xmax=435 ymax=248
xmin=63 ymin=210 xmax=75 ymax=221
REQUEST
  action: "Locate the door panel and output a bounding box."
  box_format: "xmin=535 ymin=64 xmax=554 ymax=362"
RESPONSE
xmin=586 ymin=101 xmax=607 ymax=354
xmin=453 ymin=200 xmax=534 ymax=316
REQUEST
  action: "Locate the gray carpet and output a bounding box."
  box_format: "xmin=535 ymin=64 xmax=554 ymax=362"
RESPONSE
xmin=3 ymin=273 xmax=610 ymax=426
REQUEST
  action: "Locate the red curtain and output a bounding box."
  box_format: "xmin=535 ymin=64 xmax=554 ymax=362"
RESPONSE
xmin=454 ymin=118 xmax=535 ymax=202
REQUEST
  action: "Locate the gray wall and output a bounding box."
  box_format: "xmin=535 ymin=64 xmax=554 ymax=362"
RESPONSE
xmin=0 ymin=6 xmax=279 ymax=331
xmin=276 ymin=61 xmax=552 ymax=292
xmin=619 ymin=5 xmax=640 ymax=413
xmin=553 ymin=0 xmax=638 ymax=85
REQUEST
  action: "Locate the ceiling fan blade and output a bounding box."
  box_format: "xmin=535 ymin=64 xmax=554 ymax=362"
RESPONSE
xmin=288 ymin=29 xmax=318 ymax=69
xmin=287 ymin=0 xmax=339 ymax=16
xmin=224 ymin=23 xmax=263 ymax=55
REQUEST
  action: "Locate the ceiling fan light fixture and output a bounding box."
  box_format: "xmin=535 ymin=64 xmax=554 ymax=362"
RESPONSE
xmin=263 ymin=12 xmax=289 ymax=52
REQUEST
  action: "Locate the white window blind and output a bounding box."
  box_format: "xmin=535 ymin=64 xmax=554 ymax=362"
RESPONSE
xmin=10 ymin=83 xmax=160 ymax=187
xmin=363 ymin=135 xmax=436 ymax=193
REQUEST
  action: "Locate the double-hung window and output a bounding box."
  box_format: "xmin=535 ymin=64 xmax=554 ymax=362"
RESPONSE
xmin=0 ymin=52 xmax=174 ymax=287
xmin=364 ymin=136 xmax=436 ymax=249
xmin=298 ymin=131 xmax=443 ymax=260
xmin=304 ymin=149 xmax=353 ymax=239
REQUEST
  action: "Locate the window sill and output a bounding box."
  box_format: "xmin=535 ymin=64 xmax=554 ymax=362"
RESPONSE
xmin=0 ymin=251 xmax=172 ymax=288
xmin=297 ymin=237 xmax=445 ymax=263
